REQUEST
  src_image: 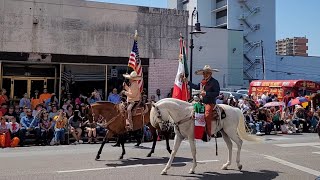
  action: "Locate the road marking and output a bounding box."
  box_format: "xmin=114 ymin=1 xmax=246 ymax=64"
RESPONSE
xmin=312 ymin=152 xmax=320 ymax=155
xmin=312 ymin=146 xmax=320 ymax=149
xmin=56 ymin=159 xmax=219 ymax=173
xmin=265 ymin=155 xmax=320 ymax=176
xmin=275 ymin=142 xmax=320 ymax=148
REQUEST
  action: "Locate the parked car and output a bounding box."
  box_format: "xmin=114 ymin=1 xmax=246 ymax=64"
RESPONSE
xmin=220 ymin=91 xmax=246 ymax=100
xmin=236 ymin=89 xmax=249 ymax=95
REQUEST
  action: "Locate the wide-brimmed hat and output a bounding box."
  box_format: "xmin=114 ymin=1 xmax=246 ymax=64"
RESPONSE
xmin=195 ymin=65 xmax=219 ymax=75
xmin=123 ymin=71 xmax=142 ymax=80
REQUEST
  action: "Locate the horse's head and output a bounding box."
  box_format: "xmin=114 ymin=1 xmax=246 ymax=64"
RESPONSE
xmin=150 ymin=103 xmax=171 ymax=131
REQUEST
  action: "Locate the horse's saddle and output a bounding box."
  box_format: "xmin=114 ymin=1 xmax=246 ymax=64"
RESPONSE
xmin=212 ymin=105 xmax=226 ymax=121
xmin=121 ymin=102 xmax=148 ymax=117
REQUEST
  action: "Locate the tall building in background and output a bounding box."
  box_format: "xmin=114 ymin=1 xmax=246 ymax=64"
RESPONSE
xmin=168 ymin=0 xmax=276 ymax=86
xmin=276 ymin=37 xmax=308 ymax=56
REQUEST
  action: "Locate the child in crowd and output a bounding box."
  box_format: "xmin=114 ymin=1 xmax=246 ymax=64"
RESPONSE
xmin=8 ymin=116 xmax=20 ymax=138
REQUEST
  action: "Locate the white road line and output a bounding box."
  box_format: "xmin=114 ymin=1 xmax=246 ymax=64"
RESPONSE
xmin=275 ymin=142 xmax=320 ymax=148
xmin=264 ymin=155 xmax=320 ymax=176
xmin=312 ymin=152 xmax=320 ymax=155
xmin=56 ymin=159 xmax=219 ymax=173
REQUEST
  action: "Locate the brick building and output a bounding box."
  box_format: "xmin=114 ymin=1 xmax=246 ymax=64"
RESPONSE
xmin=0 ymin=0 xmax=188 ymax=102
xmin=276 ymin=37 xmax=308 ymax=56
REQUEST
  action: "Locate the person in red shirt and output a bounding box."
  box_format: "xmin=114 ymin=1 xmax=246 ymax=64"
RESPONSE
xmin=0 ymin=89 xmax=9 ymax=106
xmin=0 ymin=104 xmax=8 ymax=116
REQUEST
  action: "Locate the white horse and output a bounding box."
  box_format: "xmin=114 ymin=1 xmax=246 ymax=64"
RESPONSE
xmin=150 ymin=98 xmax=260 ymax=175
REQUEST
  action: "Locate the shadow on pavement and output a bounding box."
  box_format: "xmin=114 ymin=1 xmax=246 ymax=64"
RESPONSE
xmin=167 ymin=170 xmax=280 ymax=180
xmin=105 ymin=157 xmax=192 ymax=168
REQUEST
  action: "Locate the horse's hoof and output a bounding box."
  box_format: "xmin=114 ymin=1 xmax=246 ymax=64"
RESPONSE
xmin=238 ymin=164 xmax=243 ymax=171
xmin=160 ymin=170 xmax=167 ymax=175
xmin=147 ymin=153 xmax=152 ymax=157
xmin=189 ymin=170 xmax=195 ymax=174
xmin=168 ymin=149 xmax=172 ymax=154
xmin=95 ymin=155 xmax=100 ymax=160
xmin=119 ymin=156 xmax=124 ymax=160
xmin=221 ymin=165 xmax=228 ymax=170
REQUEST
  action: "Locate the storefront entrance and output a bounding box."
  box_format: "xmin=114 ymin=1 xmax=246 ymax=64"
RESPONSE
xmin=2 ymin=77 xmax=55 ymax=100
xmin=1 ymin=63 xmax=58 ymax=101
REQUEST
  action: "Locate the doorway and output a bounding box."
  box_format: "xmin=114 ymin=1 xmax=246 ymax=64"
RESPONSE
xmin=2 ymin=77 xmax=55 ymax=100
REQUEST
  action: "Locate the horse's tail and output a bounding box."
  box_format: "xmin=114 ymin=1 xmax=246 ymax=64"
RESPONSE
xmin=236 ymin=109 xmax=261 ymax=142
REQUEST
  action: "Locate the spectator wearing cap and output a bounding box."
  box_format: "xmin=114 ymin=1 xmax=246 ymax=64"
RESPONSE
xmin=19 ymin=93 xmax=31 ymax=109
xmin=39 ymin=88 xmax=51 ymax=104
xmin=31 ymin=90 xmax=41 ymax=110
xmin=108 ymin=88 xmax=121 ymax=104
xmin=20 ymin=108 xmax=41 ymax=146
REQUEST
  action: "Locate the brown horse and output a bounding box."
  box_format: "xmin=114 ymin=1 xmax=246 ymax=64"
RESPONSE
xmin=91 ymin=101 xmax=172 ymax=160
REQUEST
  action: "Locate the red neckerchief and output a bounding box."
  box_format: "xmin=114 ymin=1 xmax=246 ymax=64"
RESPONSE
xmin=201 ymin=79 xmax=207 ymax=86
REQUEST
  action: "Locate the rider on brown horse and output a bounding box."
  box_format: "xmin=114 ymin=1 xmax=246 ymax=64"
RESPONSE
xmin=122 ymin=71 xmax=142 ymax=131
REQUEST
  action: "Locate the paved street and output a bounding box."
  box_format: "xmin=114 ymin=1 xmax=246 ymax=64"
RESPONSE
xmin=1 ymin=133 xmax=320 ymax=180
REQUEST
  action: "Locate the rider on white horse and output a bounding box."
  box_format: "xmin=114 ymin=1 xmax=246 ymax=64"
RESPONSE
xmin=184 ymin=65 xmax=220 ymax=141
xmin=122 ymin=71 xmax=142 ymax=131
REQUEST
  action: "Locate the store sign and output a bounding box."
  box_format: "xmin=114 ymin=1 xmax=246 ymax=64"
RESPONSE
xmin=111 ymin=69 xmax=118 ymax=78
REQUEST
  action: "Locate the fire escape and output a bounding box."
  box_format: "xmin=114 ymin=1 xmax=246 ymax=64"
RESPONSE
xmin=238 ymin=0 xmax=260 ymax=80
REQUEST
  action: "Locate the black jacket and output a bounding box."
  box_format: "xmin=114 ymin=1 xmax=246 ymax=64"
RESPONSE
xmin=188 ymin=77 xmax=220 ymax=104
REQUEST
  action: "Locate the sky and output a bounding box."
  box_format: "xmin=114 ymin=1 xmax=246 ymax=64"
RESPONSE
xmin=89 ymin=0 xmax=319 ymax=56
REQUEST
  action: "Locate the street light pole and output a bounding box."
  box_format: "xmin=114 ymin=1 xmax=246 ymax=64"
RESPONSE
xmin=189 ymin=7 xmax=205 ymax=97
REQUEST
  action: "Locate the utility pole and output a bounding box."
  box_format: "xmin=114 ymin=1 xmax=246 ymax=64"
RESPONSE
xmin=261 ymin=40 xmax=266 ymax=80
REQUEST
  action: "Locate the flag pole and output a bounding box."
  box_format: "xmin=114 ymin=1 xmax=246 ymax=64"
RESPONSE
xmin=180 ymin=33 xmax=188 ymax=102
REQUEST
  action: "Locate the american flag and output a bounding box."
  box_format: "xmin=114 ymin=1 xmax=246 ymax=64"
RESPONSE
xmin=128 ymin=39 xmax=143 ymax=92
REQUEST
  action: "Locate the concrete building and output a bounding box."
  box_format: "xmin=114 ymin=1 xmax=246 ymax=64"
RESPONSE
xmin=168 ymin=0 xmax=276 ymax=86
xmin=0 ymin=0 xmax=188 ymax=102
xmin=276 ymin=37 xmax=308 ymax=56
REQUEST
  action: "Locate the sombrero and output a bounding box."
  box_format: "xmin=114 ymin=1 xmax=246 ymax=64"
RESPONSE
xmin=123 ymin=71 xmax=142 ymax=81
xmin=195 ymin=65 xmax=219 ymax=75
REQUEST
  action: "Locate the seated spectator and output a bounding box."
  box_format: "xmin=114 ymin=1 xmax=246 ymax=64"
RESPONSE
xmin=15 ymin=106 xmax=21 ymax=122
xmin=0 ymin=103 xmax=8 ymax=116
xmin=83 ymin=118 xmax=97 ymax=144
xmin=52 ymin=110 xmax=67 ymax=145
xmin=49 ymin=106 xmax=59 ymax=121
xmin=96 ymin=114 xmax=106 ymax=136
xmin=264 ymin=109 xmax=274 ymax=135
xmin=74 ymin=104 xmax=81 ymax=111
xmin=31 ymin=90 xmax=41 ymax=110
xmin=68 ymin=110 xmax=83 ymax=144
xmin=20 ymin=106 xmax=28 ymax=120
xmin=250 ymin=108 xmax=267 ymax=135
xmin=20 ymin=109 xmax=41 ymax=146
xmin=80 ymin=103 xmax=89 ymax=119
xmin=38 ymin=110 xmax=53 ymax=145
xmin=32 ymin=104 xmax=44 ymax=117
xmin=150 ymin=95 xmax=156 ymax=103
xmin=19 ymin=93 xmax=31 ymax=109
xmin=65 ymin=105 xmax=73 ymax=119
xmin=8 ymin=116 xmax=20 ymax=138
xmin=273 ymin=109 xmax=281 ymax=131
xmin=108 ymin=88 xmax=121 ymax=104
xmin=0 ymin=116 xmax=9 ymax=133
xmin=5 ymin=106 xmax=18 ymax=122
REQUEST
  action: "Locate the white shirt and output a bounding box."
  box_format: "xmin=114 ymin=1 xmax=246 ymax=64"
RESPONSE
xmin=8 ymin=122 xmax=20 ymax=133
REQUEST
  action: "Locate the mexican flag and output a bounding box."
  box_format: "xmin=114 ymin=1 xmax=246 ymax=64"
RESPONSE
xmin=172 ymin=37 xmax=189 ymax=101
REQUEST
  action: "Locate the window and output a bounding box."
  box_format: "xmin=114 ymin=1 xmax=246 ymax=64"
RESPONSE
xmin=216 ymin=9 xmax=227 ymax=19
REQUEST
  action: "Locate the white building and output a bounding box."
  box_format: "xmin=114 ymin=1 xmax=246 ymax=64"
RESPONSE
xmin=272 ymin=55 xmax=320 ymax=82
xmin=168 ymin=0 xmax=276 ymax=87
xmin=192 ymin=27 xmax=244 ymax=90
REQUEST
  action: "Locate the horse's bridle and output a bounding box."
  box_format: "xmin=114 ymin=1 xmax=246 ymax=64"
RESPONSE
xmin=153 ymin=105 xmax=172 ymax=130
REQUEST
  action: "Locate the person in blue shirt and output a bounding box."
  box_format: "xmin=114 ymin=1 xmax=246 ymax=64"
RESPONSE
xmin=107 ymin=88 xmax=121 ymax=104
xmin=19 ymin=108 xmax=41 ymax=146
xmin=19 ymin=93 xmax=31 ymax=109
